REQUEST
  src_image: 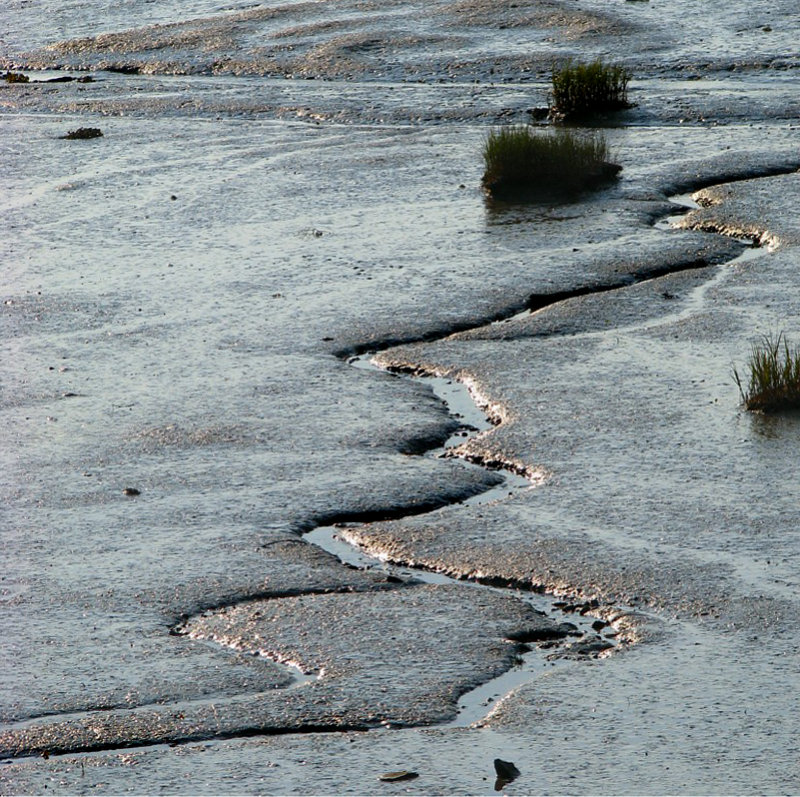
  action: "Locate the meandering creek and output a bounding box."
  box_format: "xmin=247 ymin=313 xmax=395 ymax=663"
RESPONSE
xmin=295 ymin=188 xmax=770 ymax=729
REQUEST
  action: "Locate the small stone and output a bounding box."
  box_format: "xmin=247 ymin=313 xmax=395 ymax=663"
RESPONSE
xmin=123 ymin=487 xmax=141 ymax=496
xmin=378 ymin=771 xmax=418 ymax=782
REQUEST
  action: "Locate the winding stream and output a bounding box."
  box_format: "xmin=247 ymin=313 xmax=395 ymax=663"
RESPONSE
xmin=0 ymin=187 xmax=774 ymax=761
xmin=298 ymin=189 xmax=770 ymax=728
xmin=306 ymin=364 xmax=611 ymax=728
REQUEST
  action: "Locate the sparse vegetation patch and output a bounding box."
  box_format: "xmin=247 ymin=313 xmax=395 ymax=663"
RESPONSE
xmin=734 ymin=332 xmax=800 ymax=412
xmin=482 ymin=126 xmax=621 ymax=200
xmin=550 ymin=59 xmax=631 ymax=120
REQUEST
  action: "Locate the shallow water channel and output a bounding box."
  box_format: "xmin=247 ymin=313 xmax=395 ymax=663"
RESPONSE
xmin=307 ymin=358 xmax=611 ymax=728
xmin=302 ymin=190 xmax=771 ymax=730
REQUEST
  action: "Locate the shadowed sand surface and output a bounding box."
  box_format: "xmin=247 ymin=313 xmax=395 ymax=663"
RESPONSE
xmin=2 ymin=0 xmax=800 ymax=793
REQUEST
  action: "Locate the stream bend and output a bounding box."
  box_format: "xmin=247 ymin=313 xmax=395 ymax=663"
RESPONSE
xmin=0 ymin=184 xmax=777 ymax=760
xmin=300 ymin=185 xmax=774 ymax=726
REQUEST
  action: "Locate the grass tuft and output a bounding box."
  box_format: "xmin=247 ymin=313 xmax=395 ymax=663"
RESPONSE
xmin=2 ymin=71 xmax=30 ymax=83
xmin=733 ymin=332 xmax=800 ymax=412
xmin=481 ymin=126 xmax=620 ymax=200
xmin=550 ymin=59 xmax=631 ymax=120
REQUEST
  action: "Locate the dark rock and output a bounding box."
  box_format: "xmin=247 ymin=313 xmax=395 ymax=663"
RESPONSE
xmin=578 ymin=599 xmax=600 ymax=614
xmin=106 ymin=64 xmax=140 ymax=74
xmin=506 ymin=624 xmax=569 ymax=642
xmin=494 ymin=758 xmax=520 ymax=790
xmin=528 ymin=106 xmax=550 ymax=121
xmin=61 ymin=127 xmax=103 ymax=140
xmin=557 ymin=621 xmax=581 ymax=636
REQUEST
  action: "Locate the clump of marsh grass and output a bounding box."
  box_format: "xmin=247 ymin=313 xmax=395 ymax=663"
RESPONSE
xmin=550 ymin=59 xmax=632 ymax=120
xmin=2 ymin=71 xmax=29 ymax=83
xmin=733 ymin=332 xmax=800 ymax=412
xmin=481 ymin=126 xmax=621 ymax=200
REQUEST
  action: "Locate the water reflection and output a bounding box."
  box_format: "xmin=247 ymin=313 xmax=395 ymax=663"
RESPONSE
xmin=747 ymin=408 xmax=800 ymax=439
xmin=483 ymin=198 xmax=585 ymax=227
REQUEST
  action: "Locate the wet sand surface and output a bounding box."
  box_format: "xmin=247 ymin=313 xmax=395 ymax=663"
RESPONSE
xmin=2 ymin=1 xmax=800 ymax=793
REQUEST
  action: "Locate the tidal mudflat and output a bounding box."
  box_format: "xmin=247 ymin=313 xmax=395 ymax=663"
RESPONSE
xmin=2 ymin=0 xmax=800 ymax=793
